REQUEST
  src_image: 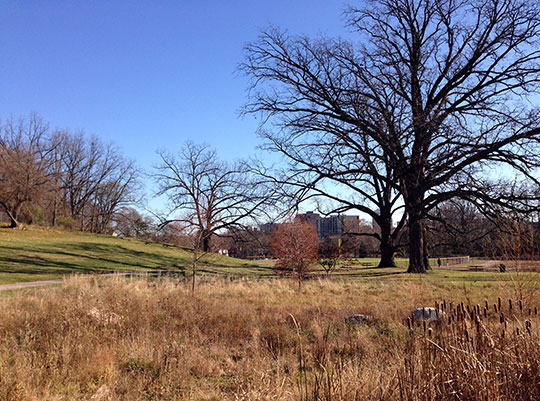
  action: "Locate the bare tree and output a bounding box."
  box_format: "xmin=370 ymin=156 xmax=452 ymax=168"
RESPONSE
xmin=154 ymin=141 xmax=272 ymax=291
xmin=243 ymin=0 xmax=540 ymax=273
xmin=0 ymin=115 xmax=54 ymax=228
xmin=318 ymin=236 xmax=340 ymax=276
xmin=55 ymin=132 xmax=139 ymax=232
xmin=252 ymin=131 xmax=406 ymax=267
xmin=113 ymin=207 xmax=153 ymax=238
xmin=428 ymin=199 xmax=495 ymax=256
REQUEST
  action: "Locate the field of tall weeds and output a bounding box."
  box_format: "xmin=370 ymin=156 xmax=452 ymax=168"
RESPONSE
xmin=0 ymin=275 xmax=539 ymax=400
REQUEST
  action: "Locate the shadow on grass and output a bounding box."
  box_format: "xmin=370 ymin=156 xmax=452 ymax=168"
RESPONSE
xmin=0 ymin=242 xmax=182 ymax=275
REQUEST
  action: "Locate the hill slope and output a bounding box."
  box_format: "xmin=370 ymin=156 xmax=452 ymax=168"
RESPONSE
xmin=0 ymin=226 xmax=274 ymax=284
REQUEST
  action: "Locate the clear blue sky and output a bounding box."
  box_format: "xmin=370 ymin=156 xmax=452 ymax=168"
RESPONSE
xmin=0 ymin=1 xmax=347 ymax=175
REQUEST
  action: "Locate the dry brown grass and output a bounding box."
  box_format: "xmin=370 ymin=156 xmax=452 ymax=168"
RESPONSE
xmin=0 ymin=276 xmax=539 ymax=400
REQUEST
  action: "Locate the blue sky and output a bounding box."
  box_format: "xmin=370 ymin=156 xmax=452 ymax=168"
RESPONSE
xmin=0 ymin=1 xmax=347 ymax=181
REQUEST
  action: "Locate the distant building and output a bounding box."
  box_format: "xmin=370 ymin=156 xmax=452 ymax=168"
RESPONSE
xmin=260 ymin=211 xmax=360 ymax=239
xmin=260 ymin=222 xmax=279 ymax=234
xmin=296 ymin=211 xmax=320 ymax=226
xmin=316 ymin=213 xmax=360 ymax=238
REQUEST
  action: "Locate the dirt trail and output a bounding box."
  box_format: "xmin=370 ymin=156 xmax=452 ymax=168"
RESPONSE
xmin=0 ymin=270 xmax=164 ymax=292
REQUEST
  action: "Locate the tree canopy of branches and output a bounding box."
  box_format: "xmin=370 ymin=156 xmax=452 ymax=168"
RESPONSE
xmin=0 ymin=115 xmax=52 ymax=228
xmin=243 ymin=0 xmax=540 ymax=273
xmin=271 ymin=219 xmax=319 ymax=290
xmin=0 ymin=114 xmax=140 ymax=233
xmin=428 ymin=200 xmax=495 ymax=256
xmin=53 ymin=132 xmax=139 ymax=232
xmin=154 ymin=141 xmax=273 ymax=289
xmin=155 ymin=141 xmax=272 ymax=251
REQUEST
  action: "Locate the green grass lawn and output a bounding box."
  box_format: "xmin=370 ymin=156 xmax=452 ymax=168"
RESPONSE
xmin=0 ymin=225 xmax=530 ymax=289
xmin=0 ymin=226 xmax=275 ymax=284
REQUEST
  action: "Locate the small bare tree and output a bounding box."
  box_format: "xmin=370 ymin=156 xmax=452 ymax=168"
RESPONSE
xmin=318 ymin=237 xmax=340 ymax=276
xmin=154 ymin=141 xmax=271 ymax=291
xmin=271 ymin=219 xmax=319 ymax=290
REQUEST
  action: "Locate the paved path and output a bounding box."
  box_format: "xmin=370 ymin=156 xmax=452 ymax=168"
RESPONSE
xmin=0 ymin=270 xmax=164 ymax=292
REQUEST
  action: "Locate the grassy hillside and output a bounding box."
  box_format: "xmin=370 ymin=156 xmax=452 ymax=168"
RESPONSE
xmin=0 ymin=225 xmax=523 ymax=287
xmin=0 ymin=226 xmax=274 ymax=284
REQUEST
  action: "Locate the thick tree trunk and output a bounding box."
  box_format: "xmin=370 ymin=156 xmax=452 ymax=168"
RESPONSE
xmin=374 ymin=210 xmax=397 ymax=267
xmin=7 ymin=212 xmax=21 ymax=229
xmin=202 ymin=231 xmax=210 ymax=252
xmin=378 ymin=236 xmax=396 ymax=267
xmin=407 ymin=211 xmax=429 ymax=273
xmin=3 ymin=204 xmax=22 ymax=229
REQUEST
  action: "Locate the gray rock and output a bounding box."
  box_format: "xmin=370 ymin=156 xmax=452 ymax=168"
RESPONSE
xmin=411 ymin=307 xmax=444 ymax=323
xmin=345 ymin=314 xmax=374 ymax=324
xmin=91 ymin=384 xmax=111 ymax=401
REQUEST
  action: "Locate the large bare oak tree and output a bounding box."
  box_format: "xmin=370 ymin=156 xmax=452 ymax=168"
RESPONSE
xmin=243 ymin=0 xmax=540 ymax=273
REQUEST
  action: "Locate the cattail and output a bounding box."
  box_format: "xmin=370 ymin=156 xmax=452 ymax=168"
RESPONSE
xmin=519 ymin=300 xmax=523 ymax=311
xmin=502 ymin=329 xmax=505 ymax=339
xmin=485 ymin=300 xmax=489 ymax=310
xmin=483 ymin=308 xmax=487 ymax=318
xmin=498 ymin=297 xmax=502 ymax=311
xmin=494 ymin=303 xmax=498 ymax=313
xmin=516 ymin=327 xmax=520 ymax=336
xmin=529 ymin=308 xmax=532 ymax=316
xmin=509 ymin=299 xmax=513 ymax=310
xmin=535 ymin=307 xmax=538 ymax=315
xmin=407 ymin=317 xmax=412 ymax=330
xmin=423 ymin=320 xmax=427 ymax=333
xmin=443 ymin=300 xmax=447 ymax=311
xmin=500 ymin=313 xmax=505 ymax=324
xmin=465 ymin=329 xmax=470 ymax=342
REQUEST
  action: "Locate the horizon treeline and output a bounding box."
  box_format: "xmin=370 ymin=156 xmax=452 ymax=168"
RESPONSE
xmin=0 ymin=114 xmax=139 ymax=233
xmin=1 ymin=113 xmax=538 ymax=261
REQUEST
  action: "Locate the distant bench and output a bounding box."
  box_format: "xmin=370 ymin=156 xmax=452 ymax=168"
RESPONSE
xmin=359 ymin=262 xmax=373 ymax=267
xmin=341 ymin=261 xmax=373 ymax=269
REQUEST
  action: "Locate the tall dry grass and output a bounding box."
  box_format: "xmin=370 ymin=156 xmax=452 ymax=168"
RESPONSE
xmin=0 ymin=276 xmax=539 ymax=400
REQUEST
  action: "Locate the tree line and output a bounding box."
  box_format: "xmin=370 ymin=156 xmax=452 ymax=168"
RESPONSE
xmin=0 ymin=114 xmax=139 ymax=232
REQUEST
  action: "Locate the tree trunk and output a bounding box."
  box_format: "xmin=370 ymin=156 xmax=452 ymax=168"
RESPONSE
xmin=378 ymin=217 xmax=396 ymax=267
xmin=423 ymin=237 xmax=431 ymax=270
xmin=3 ymin=204 xmax=22 ymax=229
xmin=7 ymin=212 xmax=21 ymax=229
xmin=202 ymin=231 xmax=210 ymax=252
xmin=378 ymin=240 xmax=396 ymax=268
xmin=51 ymin=197 xmax=57 ymax=226
xmin=407 ymin=210 xmax=429 ymax=273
